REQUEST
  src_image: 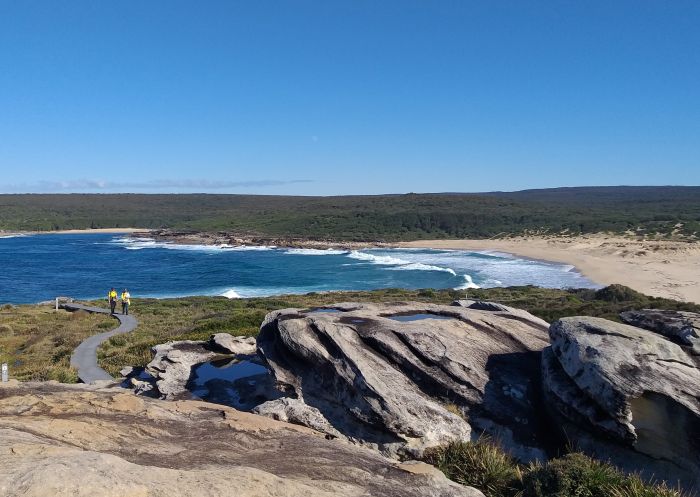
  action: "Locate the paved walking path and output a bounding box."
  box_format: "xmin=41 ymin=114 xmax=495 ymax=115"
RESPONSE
xmin=62 ymin=303 xmax=138 ymax=383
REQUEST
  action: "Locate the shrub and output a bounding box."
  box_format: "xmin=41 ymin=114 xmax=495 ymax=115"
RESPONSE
xmin=424 ymin=439 xmax=521 ymax=497
xmin=610 ymin=475 xmax=686 ymax=497
xmin=594 ymin=284 xmax=646 ymax=303
xmin=424 ymin=445 xmax=690 ymax=497
xmin=521 ymin=453 xmax=625 ymax=497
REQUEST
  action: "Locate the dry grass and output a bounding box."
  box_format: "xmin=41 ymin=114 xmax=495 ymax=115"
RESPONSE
xmin=0 ymin=304 xmax=114 ymax=382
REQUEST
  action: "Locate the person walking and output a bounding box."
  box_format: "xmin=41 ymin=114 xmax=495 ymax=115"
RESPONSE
xmin=121 ymin=288 xmax=131 ymax=315
xmin=108 ymin=288 xmax=118 ymax=315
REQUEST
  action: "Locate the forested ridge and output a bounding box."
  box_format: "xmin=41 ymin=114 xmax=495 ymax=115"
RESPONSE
xmin=1 ymin=186 xmax=699 ymax=240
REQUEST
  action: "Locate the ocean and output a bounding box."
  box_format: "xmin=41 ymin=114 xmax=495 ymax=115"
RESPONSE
xmin=0 ymin=233 xmax=598 ymax=304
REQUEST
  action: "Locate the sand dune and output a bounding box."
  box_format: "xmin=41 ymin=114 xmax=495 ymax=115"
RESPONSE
xmin=399 ymin=235 xmax=700 ymax=304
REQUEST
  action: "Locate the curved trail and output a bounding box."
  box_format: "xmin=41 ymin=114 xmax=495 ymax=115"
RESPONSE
xmin=62 ymin=303 xmax=138 ymax=383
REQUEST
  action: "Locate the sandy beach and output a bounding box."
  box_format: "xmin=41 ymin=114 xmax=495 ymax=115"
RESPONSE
xmin=399 ymin=235 xmax=700 ymax=304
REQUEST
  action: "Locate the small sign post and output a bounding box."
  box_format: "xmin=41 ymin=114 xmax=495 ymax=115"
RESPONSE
xmin=1 ymin=363 xmax=8 ymax=382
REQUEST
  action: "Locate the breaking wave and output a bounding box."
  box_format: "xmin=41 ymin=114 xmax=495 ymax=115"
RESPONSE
xmin=454 ymin=274 xmax=480 ymax=290
xmin=110 ymin=237 xmax=274 ymax=252
xmin=221 ymin=289 xmax=242 ymax=299
xmin=388 ymin=263 xmax=457 ymax=276
xmin=347 ymin=251 xmax=457 ymax=276
xmin=346 ymin=251 xmax=409 ymax=265
xmin=284 ymin=248 xmax=348 ymax=256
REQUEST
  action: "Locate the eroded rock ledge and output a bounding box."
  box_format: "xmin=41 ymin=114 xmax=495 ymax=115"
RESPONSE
xmin=542 ymin=316 xmax=700 ymax=488
xmin=255 ymin=301 xmax=551 ymax=459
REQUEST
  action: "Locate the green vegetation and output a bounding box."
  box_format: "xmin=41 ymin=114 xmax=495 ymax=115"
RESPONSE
xmin=3 ymin=285 xmax=698 ymax=380
xmin=0 ymin=305 xmax=113 ymax=382
xmin=424 ymin=438 xmax=522 ymax=496
xmin=1 ymin=187 xmax=699 ymax=239
xmin=425 ymin=441 xmax=687 ymax=497
xmin=96 ymin=284 xmax=699 ymax=376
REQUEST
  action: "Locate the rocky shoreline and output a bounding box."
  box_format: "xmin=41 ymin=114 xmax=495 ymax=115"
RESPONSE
xmin=139 ymin=229 xmax=393 ymax=250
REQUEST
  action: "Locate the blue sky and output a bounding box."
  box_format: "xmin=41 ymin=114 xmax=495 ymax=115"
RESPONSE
xmin=1 ymin=1 xmax=698 ymax=194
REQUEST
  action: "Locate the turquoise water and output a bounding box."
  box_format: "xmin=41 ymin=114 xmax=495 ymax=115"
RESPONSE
xmin=0 ymin=233 xmax=597 ymax=304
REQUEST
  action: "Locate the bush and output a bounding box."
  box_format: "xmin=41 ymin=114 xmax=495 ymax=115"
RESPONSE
xmin=424 ymin=445 xmax=690 ymax=497
xmin=424 ymin=439 xmax=521 ymax=497
xmin=611 ymin=475 xmax=686 ymax=497
xmin=594 ymin=284 xmax=646 ymax=303
xmin=522 ymin=453 xmax=625 ymax=497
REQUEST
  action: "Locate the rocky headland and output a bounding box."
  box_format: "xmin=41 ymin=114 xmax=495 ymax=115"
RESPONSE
xmin=124 ymin=300 xmax=700 ymax=491
xmin=140 ymin=229 xmax=390 ymax=250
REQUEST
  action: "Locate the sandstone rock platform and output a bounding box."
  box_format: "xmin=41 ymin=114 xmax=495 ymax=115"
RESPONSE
xmin=0 ymin=381 xmax=482 ymax=497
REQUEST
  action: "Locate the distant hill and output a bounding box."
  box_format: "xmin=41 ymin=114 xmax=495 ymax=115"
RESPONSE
xmin=1 ymin=186 xmax=698 ymax=240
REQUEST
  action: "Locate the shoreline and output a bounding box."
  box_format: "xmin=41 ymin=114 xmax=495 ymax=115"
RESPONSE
xmin=39 ymin=228 xmax=145 ymax=235
xmin=4 ymin=228 xmax=697 ymax=304
xmin=1 ymin=228 xmax=146 ymax=236
xmin=129 ymin=230 xmax=700 ymax=303
xmin=398 ymin=236 xmax=700 ymax=304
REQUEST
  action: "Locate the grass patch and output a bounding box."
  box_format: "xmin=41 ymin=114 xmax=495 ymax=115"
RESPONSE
xmin=0 ymin=304 xmax=113 ymax=382
xmin=424 ymin=439 xmax=522 ymax=497
xmin=425 ymin=441 xmax=688 ymax=497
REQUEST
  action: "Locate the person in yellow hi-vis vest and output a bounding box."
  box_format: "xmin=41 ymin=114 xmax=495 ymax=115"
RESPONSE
xmin=121 ymin=289 xmax=131 ymax=315
xmin=108 ymin=288 xmax=117 ymax=314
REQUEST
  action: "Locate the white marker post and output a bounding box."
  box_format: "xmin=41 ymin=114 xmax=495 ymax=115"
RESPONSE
xmin=55 ymin=297 xmax=59 ymax=311
xmin=1 ymin=363 xmax=8 ymax=382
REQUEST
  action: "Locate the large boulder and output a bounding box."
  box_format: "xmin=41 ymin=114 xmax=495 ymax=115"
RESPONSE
xmin=0 ymin=381 xmax=481 ymax=497
xmin=256 ymin=302 xmax=550 ymax=458
xmin=543 ymin=316 xmax=700 ymax=487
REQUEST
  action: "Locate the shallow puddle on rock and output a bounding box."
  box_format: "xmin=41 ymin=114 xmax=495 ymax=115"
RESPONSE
xmin=191 ymin=359 xmax=268 ymax=388
xmin=187 ymin=358 xmax=281 ymax=410
xmin=386 ymin=313 xmax=455 ymax=322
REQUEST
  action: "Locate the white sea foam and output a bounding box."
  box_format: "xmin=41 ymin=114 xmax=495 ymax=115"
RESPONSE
xmin=347 ymin=250 xmax=458 ymax=275
xmin=228 ymin=245 xmax=275 ymax=251
xmin=347 ymin=251 xmax=411 ymax=265
xmin=221 ymin=289 xmax=242 ymax=299
xmin=284 ymin=248 xmax=348 ymax=256
xmin=454 ymin=274 xmax=480 ymax=290
xmin=111 ymin=237 xmax=274 ymax=252
xmin=0 ymin=234 xmax=27 ymax=239
xmin=388 ymin=263 xmax=457 ymax=276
